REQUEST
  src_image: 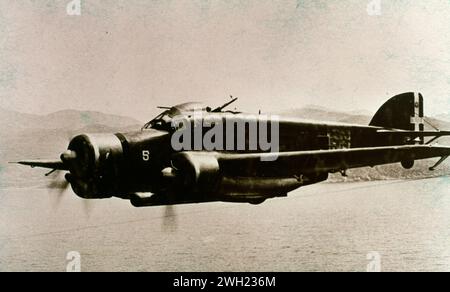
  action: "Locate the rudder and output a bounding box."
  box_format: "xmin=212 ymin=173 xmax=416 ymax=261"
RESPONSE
xmin=370 ymin=92 xmax=425 ymax=144
xmin=370 ymin=92 xmax=424 ymax=132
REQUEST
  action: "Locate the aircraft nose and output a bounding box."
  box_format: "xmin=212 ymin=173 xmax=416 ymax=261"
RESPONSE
xmin=60 ymin=149 xmax=85 ymax=178
xmin=62 ymin=133 xmax=124 ymax=199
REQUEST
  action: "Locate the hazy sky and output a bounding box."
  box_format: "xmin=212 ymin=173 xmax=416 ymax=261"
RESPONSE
xmin=0 ymin=0 xmax=449 ymax=121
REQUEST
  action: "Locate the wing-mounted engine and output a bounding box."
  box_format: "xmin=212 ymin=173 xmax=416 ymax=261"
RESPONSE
xmin=131 ymin=152 xmax=222 ymax=207
xmin=166 ymin=152 xmax=222 ymax=195
xmin=64 ymin=134 xmax=124 ymax=198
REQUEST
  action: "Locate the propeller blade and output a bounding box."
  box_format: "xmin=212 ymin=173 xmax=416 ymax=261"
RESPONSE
xmin=162 ymin=205 xmax=177 ymax=232
xmin=82 ymin=199 xmax=93 ymax=218
xmin=46 ymin=170 xmax=70 ymax=210
xmin=47 ymin=177 xmax=69 ymax=189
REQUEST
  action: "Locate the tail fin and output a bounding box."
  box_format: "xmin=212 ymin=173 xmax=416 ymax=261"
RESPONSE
xmin=370 ymin=92 xmax=424 ymax=131
xmin=370 ymin=92 xmax=425 ymax=144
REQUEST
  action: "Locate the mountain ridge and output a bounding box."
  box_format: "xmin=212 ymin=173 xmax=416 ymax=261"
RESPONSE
xmin=0 ymin=107 xmax=142 ymax=132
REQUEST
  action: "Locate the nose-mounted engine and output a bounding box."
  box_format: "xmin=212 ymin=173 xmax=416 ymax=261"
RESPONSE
xmin=63 ymin=134 xmax=123 ymax=199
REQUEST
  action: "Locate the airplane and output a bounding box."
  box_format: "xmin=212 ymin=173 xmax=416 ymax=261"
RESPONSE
xmin=15 ymin=92 xmax=450 ymax=207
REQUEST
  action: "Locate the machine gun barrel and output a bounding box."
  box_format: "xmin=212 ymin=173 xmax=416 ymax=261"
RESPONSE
xmin=212 ymin=96 xmax=238 ymax=112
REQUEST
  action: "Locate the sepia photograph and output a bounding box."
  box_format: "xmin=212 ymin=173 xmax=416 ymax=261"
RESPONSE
xmin=0 ymin=0 xmax=449 ymax=277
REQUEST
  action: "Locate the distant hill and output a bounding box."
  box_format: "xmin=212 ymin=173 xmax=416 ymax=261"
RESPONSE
xmin=280 ymin=106 xmax=372 ymax=125
xmin=0 ymin=107 xmax=142 ymax=158
xmin=435 ymin=113 xmax=450 ymax=123
xmin=0 ymin=107 xmax=141 ymax=132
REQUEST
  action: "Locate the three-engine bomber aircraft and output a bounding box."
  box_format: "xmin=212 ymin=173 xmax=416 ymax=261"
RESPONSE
xmin=16 ymin=92 xmax=450 ymax=207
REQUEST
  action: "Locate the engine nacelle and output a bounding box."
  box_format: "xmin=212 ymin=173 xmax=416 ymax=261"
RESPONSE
xmin=171 ymin=152 xmax=221 ymax=193
xmin=64 ymin=134 xmax=123 ymax=198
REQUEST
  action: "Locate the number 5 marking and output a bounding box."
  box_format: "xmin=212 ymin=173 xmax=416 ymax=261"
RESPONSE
xmin=142 ymin=150 xmax=150 ymax=161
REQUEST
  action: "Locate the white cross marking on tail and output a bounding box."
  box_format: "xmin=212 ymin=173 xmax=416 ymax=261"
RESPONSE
xmin=410 ymin=92 xmax=423 ymax=131
xmin=410 ymin=116 xmax=424 ymax=131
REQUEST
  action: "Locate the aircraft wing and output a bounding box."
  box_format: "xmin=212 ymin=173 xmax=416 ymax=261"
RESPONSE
xmin=215 ymin=145 xmax=450 ymax=176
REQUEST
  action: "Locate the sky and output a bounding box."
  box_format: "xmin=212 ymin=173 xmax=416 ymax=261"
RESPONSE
xmin=0 ymin=0 xmax=449 ymax=121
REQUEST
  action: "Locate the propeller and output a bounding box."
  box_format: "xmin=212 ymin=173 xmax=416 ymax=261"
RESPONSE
xmin=46 ymin=171 xmax=94 ymax=217
xmin=44 ymin=148 xmax=93 ymax=217
xmin=161 ymin=191 xmax=178 ymax=232
xmin=18 ymin=133 xmax=117 ymax=217
xmin=46 ymin=170 xmax=70 ymax=210
xmin=82 ymin=199 xmax=93 ymax=218
xmin=162 ymin=204 xmax=178 ymax=232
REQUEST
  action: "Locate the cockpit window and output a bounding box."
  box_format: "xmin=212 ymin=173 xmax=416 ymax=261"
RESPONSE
xmin=142 ymin=102 xmax=207 ymax=130
xmin=142 ymin=110 xmax=173 ymax=130
xmin=142 ymin=97 xmax=240 ymax=130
